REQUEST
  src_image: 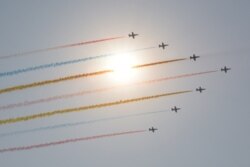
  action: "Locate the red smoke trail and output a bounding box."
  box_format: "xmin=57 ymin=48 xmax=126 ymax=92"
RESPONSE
xmin=0 ymin=130 xmax=146 ymax=153
xmin=0 ymin=36 xmax=125 ymax=60
xmin=0 ymin=70 xmax=217 ymax=111
xmin=137 ymin=70 xmax=219 ymax=85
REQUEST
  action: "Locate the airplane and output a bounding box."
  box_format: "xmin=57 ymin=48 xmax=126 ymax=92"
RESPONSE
xmin=128 ymin=32 xmax=138 ymax=39
xmin=159 ymin=42 xmax=168 ymax=49
xmin=149 ymin=127 xmax=158 ymax=133
xmin=190 ymin=54 xmax=200 ymax=61
xmin=196 ymin=86 xmax=206 ymax=93
xmin=171 ymin=106 xmax=181 ymax=113
xmin=221 ymin=66 xmax=231 ymax=73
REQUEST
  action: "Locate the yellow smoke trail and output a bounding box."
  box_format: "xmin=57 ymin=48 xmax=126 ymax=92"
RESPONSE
xmin=0 ymin=70 xmax=112 ymax=94
xmin=0 ymin=58 xmax=186 ymax=95
xmin=0 ymin=70 xmax=216 ymax=111
xmin=0 ymin=90 xmax=192 ymax=125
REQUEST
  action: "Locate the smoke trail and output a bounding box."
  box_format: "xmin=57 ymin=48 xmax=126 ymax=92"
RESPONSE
xmin=138 ymin=70 xmax=218 ymax=85
xmin=0 ymin=70 xmax=113 ymax=95
xmin=0 ymin=46 xmax=156 ymax=78
xmin=0 ymin=70 xmax=217 ymax=111
xmin=0 ymin=58 xmax=186 ymax=95
xmin=0 ymin=90 xmax=192 ymax=125
xmin=133 ymin=58 xmax=186 ymax=68
xmin=0 ymin=36 xmax=125 ymax=60
xmin=0 ymin=130 xmax=146 ymax=153
xmin=0 ymin=109 xmax=168 ymax=138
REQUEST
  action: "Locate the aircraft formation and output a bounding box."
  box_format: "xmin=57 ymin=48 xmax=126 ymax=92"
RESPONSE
xmin=0 ymin=31 xmax=232 ymax=152
xmin=129 ymin=32 xmax=231 ymax=133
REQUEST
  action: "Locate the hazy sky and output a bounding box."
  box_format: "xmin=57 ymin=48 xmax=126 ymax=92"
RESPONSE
xmin=0 ymin=0 xmax=249 ymax=166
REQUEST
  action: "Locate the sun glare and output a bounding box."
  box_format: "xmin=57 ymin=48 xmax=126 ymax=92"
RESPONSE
xmin=108 ymin=53 xmax=138 ymax=84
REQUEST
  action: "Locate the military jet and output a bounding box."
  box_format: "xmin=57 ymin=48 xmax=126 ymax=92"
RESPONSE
xmin=171 ymin=106 xmax=181 ymax=113
xmin=159 ymin=42 xmax=168 ymax=49
xmin=149 ymin=127 xmax=158 ymax=133
xmin=221 ymin=66 xmax=231 ymax=73
xmin=128 ymin=32 xmax=138 ymax=39
xmin=190 ymin=54 xmax=200 ymax=61
xmin=196 ymin=86 xmax=206 ymax=93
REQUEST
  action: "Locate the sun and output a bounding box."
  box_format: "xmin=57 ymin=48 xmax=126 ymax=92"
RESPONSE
xmin=107 ymin=52 xmax=138 ymax=84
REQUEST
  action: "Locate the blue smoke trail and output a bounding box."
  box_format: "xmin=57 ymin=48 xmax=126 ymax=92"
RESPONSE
xmin=0 ymin=109 xmax=167 ymax=138
xmin=0 ymin=46 xmax=155 ymax=78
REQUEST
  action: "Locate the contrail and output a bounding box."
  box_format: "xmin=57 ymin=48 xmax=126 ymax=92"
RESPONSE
xmin=0 ymin=109 xmax=169 ymax=138
xmin=0 ymin=130 xmax=146 ymax=153
xmin=0 ymin=58 xmax=186 ymax=95
xmin=0 ymin=36 xmax=125 ymax=60
xmin=0 ymin=90 xmax=192 ymax=125
xmin=0 ymin=70 xmax=217 ymax=111
xmin=0 ymin=46 xmax=156 ymax=77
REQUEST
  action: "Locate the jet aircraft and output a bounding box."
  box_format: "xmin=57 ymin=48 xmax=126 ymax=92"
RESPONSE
xmin=221 ymin=66 xmax=231 ymax=73
xmin=196 ymin=86 xmax=206 ymax=93
xmin=128 ymin=32 xmax=138 ymax=39
xmin=159 ymin=42 xmax=168 ymax=49
xmin=171 ymin=106 xmax=181 ymax=113
xmin=149 ymin=127 xmax=158 ymax=133
xmin=190 ymin=54 xmax=200 ymax=61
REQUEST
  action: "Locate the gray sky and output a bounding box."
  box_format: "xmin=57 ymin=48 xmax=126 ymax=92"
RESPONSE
xmin=0 ymin=0 xmax=249 ymax=166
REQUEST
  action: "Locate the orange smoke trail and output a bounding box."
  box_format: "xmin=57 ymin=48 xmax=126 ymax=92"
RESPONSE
xmin=133 ymin=58 xmax=187 ymax=68
xmin=0 ymin=36 xmax=125 ymax=60
xmin=0 ymin=58 xmax=186 ymax=95
xmin=0 ymin=70 xmax=217 ymax=111
xmin=0 ymin=130 xmax=146 ymax=153
xmin=0 ymin=90 xmax=192 ymax=125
